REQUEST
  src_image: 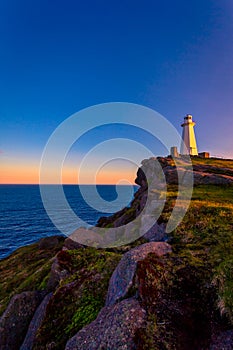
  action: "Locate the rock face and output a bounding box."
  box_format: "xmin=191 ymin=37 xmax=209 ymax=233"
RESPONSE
xmin=138 ymin=157 xmax=233 ymax=186
xmin=209 ymin=330 xmax=233 ymax=350
xmin=193 ymin=171 xmax=233 ymax=185
xmin=106 ymin=242 xmax=172 ymax=306
xmin=38 ymin=235 xmax=65 ymax=250
xmin=20 ymin=293 xmax=53 ymax=350
xmin=96 ymin=157 xmax=233 ymax=243
xmin=65 ymin=297 xmax=146 ymax=350
xmin=46 ymin=256 xmax=70 ymax=291
xmin=0 ymin=291 xmax=43 ymax=350
xmin=143 ymin=222 xmax=167 ymax=242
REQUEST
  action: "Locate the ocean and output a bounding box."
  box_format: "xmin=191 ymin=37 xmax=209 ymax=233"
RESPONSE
xmin=0 ymin=185 xmax=137 ymax=259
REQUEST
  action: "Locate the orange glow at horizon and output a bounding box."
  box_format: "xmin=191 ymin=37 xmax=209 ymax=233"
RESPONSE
xmin=0 ymin=163 xmax=136 ymax=185
xmin=62 ymin=165 xmax=136 ymax=185
xmin=0 ymin=163 xmax=40 ymax=184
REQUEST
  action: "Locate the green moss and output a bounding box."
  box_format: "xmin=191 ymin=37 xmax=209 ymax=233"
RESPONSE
xmin=58 ymin=247 xmax=119 ymax=273
xmin=65 ymin=290 xmax=103 ymax=334
xmin=0 ymin=238 xmax=64 ymax=316
xmin=104 ymin=223 xmax=114 ymax=228
xmin=32 ymin=248 xmax=121 ymax=350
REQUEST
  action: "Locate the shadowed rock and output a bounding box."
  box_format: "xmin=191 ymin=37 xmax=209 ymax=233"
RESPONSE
xmin=0 ymin=291 xmax=43 ymax=350
xmin=105 ymin=242 xmax=172 ymax=306
xmin=143 ymin=222 xmax=167 ymax=242
xmin=38 ymin=235 xmax=65 ymax=250
xmin=193 ymin=171 xmax=233 ymax=185
xmin=46 ymin=256 xmax=70 ymax=291
xmin=20 ymin=293 xmax=53 ymax=350
xmin=209 ymin=330 xmax=233 ymax=350
xmin=63 ymin=237 xmax=85 ymax=250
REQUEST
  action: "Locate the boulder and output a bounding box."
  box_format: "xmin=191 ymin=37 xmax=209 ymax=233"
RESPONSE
xmin=105 ymin=242 xmax=172 ymax=306
xmin=68 ymin=227 xmax=104 ymax=247
xmin=63 ymin=237 xmax=85 ymax=250
xmin=209 ymin=330 xmax=233 ymax=350
xmin=192 ymin=164 xmax=233 ymax=178
xmin=65 ymin=297 xmax=146 ymax=350
xmin=46 ymin=256 xmax=70 ymax=291
xmin=143 ymin=222 xmax=167 ymax=242
xmin=0 ymin=291 xmax=43 ymax=350
xmin=193 ymin=171 xmax=233 ymax=185
xmin=38 ymin=235 xmax=65 ymax=250
xmin=20 ymin=293 xmax=53 ymax=350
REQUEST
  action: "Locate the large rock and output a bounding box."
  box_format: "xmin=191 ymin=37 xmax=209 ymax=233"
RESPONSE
xmin=46 ymin=256 xmax=70 ymax=291
xmin=105 ymin=242 xmax=172 ymax=306
xmin=143 ymin=222 xmax=167 ymax=242
xmin=136 ymin=157 xmax=233 ymax=187
xmin=193 ymin=171 xmax=233 ymax=185
xmin=38 ymin=235 xmax=65 ymax=250
xmin=67 ymin=227 xmax=104 ymax=247
xmin=20 ymin=293 xmax=53 ymax=350
xmin=209 ymin=330 xmax=233 ymax=350
xmin=192 ymin=164 xmax=233 ymax=178
xmin=63 ymin=237 xmax=85 ymax=250
xmin=0 ymin=291 xmax=43 ymax=350
xmin=65 ymin=297 xmax=146 ymax=350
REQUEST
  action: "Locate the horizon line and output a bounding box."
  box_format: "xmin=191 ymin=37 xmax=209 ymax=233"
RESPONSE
xmin=0 ymin=183 xmax=138 ymax=186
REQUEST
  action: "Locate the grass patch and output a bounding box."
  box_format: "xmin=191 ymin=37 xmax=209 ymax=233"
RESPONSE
xmin=135 ymin=182 xmax=233 ymax=348
xmin=0 ymin=238 xmax=64 ymax=316
xmin=191 ymin=157 xmax=233 ymax=170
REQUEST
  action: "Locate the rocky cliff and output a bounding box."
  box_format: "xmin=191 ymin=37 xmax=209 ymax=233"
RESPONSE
xmin=1 ymin=156 xmax=233 ymax=349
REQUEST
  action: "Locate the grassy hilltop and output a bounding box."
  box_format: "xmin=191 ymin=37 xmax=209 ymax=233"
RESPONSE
xmin=139 ymin=183 xmax=233 ymax=348
xmin=0 ymin=157 xmax=233 ymax=349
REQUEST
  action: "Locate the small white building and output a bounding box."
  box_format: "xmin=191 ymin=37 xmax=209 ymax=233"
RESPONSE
xmin=180 ymin=114 xmax=198 ymax=156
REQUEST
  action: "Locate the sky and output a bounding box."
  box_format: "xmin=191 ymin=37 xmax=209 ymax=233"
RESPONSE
xmin=0 ymin=0 xmax=233 ymax=184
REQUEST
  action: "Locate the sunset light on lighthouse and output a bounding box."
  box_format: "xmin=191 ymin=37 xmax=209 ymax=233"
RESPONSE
xmin=180 ymin=114 xmax=198 ymax=156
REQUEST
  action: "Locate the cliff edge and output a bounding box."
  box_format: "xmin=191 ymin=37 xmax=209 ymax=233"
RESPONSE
xmin=1 ymin=156 xmax=233 ymax=349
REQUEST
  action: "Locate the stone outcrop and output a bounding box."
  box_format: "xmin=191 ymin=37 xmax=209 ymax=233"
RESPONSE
xmin=65 ymin=297 xmax=146 ymax=350
xmin=106 ymin=242 xmax=172 ymax=306
xmin=143 ymin=222 xmax=167 ymax=242
xmin=96 ymin=157 xmax=233 ymax=242
xmin=209 ymin=330 xmax=233 ymax=350
xmin=193 ymin=171 xmax=233 ymax=185
xmin=0 ymin=291 xmax=43 ymax=350
xmin=20 ymin=293 xmax=53 ymax=350
xmin=38 ymin=235 xmax=64 ymax=250
xmin=46 ymin=256 xmax=70 ymax=291
xmin=135 ymin=157 xmax=233 ymax=187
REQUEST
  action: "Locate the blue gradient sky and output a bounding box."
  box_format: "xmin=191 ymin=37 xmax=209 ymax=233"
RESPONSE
xmin=0 ymin=0 xmax=233 ymax=183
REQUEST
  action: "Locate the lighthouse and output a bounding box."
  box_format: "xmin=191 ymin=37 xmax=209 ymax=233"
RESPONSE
xmin=180 ymin=114 xmax=198 ymax=156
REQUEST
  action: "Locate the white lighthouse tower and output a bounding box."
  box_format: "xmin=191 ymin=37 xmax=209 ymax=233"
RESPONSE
xmin=180 ymin=114 xmax=198 ymax=156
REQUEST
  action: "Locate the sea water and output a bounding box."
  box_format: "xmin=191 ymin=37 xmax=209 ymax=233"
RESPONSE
xmin=0 ymin=185 xmax=137 ymax=259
